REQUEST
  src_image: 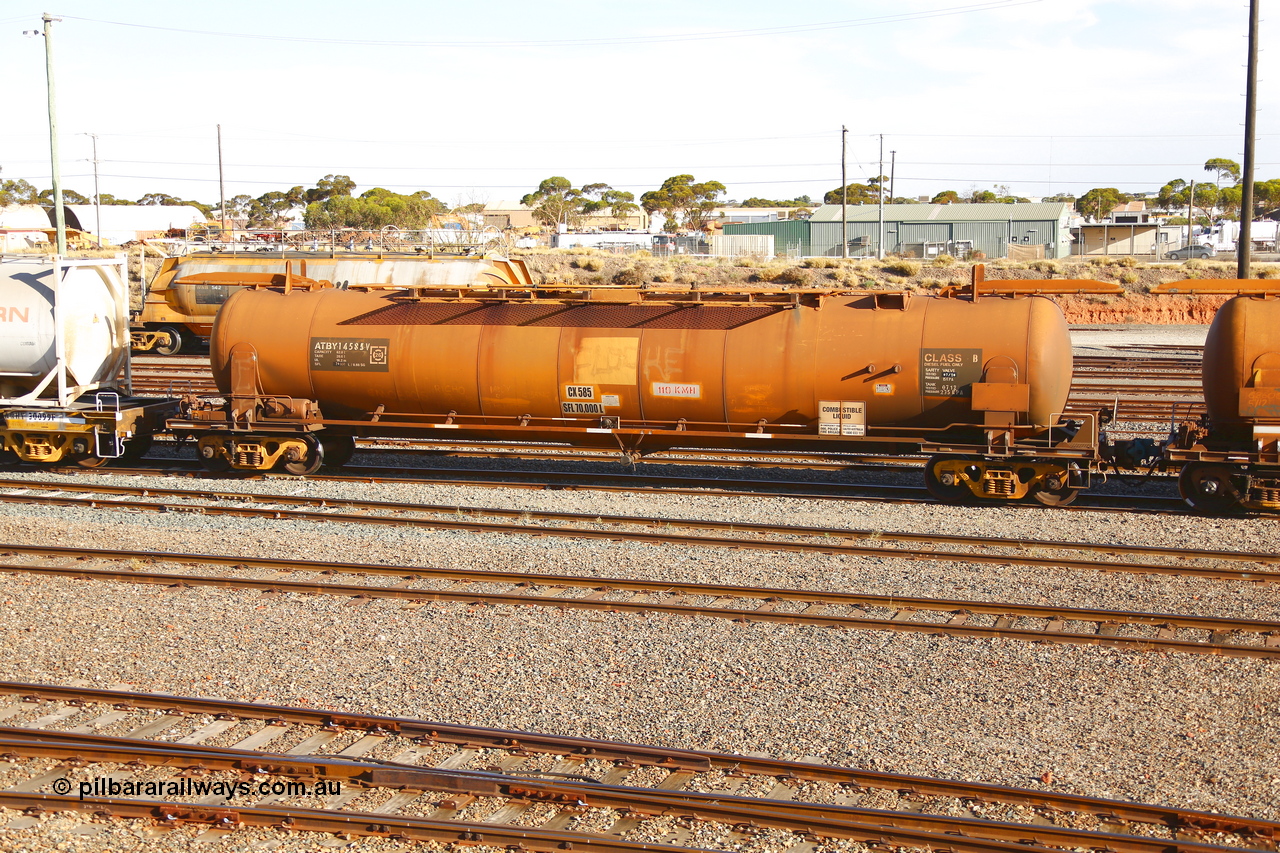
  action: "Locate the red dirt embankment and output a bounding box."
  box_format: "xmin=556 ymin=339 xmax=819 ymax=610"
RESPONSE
xmin=1055 ymin=294 xmax=1230 ymax=325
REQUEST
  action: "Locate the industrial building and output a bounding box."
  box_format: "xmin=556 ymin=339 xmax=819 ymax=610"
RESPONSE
xmin=723 ymin=202 xmax=1073 ymax=259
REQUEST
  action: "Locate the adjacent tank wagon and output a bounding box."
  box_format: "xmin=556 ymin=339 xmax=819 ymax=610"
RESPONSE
xmin=173 ymin=264 xmax=1104 ymax=505
xmin=0 ymin=255 xmax=178 ymax=466
xmin=133 ymin=252 xmax=534 ymax=354
xmin=1157 ymin=284 xmax=1280 ymax=512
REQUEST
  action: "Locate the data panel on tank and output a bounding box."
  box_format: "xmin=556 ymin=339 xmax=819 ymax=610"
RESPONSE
xmin=920 ymin=348 xmax=982 ymax=397
xmin=310 ymin=337 xmax=390 ymax=372
xmin=194 ymin=284 xmax=232 ymax=304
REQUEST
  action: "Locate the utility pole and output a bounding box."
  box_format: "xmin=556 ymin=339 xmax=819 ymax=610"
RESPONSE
xmin=841 ymin=125 xmax=848 ymax=259
xmin=36 ymin=13 xmax=66 ymax=254
xmin=876 ymin=134 xmax=884 ymax=259
xmin=217 ymin=124 xmax=227 ymax=238
xmin=1187 ymin=180 xmax=1196 ymax=248
xmin=889 ymin=150 xmax=897 ymax=203
xmin=1238 ymin=0 xmax=1259 ymax=277
xmin=82 ymin=132 xmax=100 ymax=247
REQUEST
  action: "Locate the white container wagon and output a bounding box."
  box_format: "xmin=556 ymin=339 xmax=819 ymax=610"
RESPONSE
xmin=0 ymin=255 xmax=178 ymax=466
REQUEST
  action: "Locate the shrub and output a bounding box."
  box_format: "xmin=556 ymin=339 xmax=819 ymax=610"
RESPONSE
xmin=1114 ymin=255 xmax=1139 ymax=267
xmin=772 ymin=266 xmax=813 ymax=286
xmin=803 ymin=257 xmax=839 ymax=269
xmin=1027 ymin=259 xmax=1061 ymax=274
xmin=612 ymin=266 xmax=646 ymax=287
xmin=1119 ymin=270 xmax=1140 ymax=285
xmin=930 ymin=254 xmax=956 ymax=268
xmin=651 ymin=265 xmax=675 ymax=283
xmin=1184 ymin=258 xmax=1208 ymax=270
xmin=883 ymin=258 xmax=921 ymax=277
xmin=1256 ymin=265 xmax=1279 ymax=279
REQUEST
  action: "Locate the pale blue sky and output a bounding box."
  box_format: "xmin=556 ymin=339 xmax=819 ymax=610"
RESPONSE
xmin=1 ymin=1 xmax=1273 ymax=207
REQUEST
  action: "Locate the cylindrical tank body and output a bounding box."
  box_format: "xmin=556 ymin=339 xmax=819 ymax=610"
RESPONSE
xmin=1202 ymin=295 xmax=1280 ymax=435
xmin=211 ymin=289 xmax=1073 ymax=433
xmin=0 ymin=257 xmax=127 ymax=399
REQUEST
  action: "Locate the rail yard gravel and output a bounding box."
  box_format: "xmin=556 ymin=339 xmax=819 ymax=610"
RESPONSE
xmin=0 ymin=466 xmax=1276 ymax=837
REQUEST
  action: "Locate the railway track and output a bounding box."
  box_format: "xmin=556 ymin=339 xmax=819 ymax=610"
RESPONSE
xmin=0 ymin=543 xmax=1274 ymax=657
xmin=1 ymin=682 xmax=1274 ymax=852
xmin=41 ymin=455 xmax=1193 ymax=513
xmin=0 ymin=475 xmax=1256 ymax=569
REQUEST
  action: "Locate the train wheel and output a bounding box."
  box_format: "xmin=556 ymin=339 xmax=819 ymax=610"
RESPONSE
xmin=280 ymin=436 xmax=324 ymax=476
xmin=1030 ymin=464 xmax=1081 ymax=507
xmin=198 ymin=441 xmax=231 ymax=473
xmin=924 ymin=455 xmax=974 ymax=503
xmin=75 ymin=454 xmax=110 ymax=469
xmin=1030 ymin=482 xmax=1080 ymax=506
xmin=154 ymin=325 xmax=185 ymax=356
xmin=320 ymin=435 xmax=356 ymax=469
xmin=1178 ymin=463 xmax=1243 ymax=513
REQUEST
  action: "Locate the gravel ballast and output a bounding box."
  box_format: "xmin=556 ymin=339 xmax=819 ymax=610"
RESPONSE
xmin=0 ymin=473 xmax=1275 ymax=827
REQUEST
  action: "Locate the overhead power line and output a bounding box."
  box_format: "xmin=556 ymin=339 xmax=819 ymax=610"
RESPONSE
xmin=65 ymin=2 xmax=1044 ymax=48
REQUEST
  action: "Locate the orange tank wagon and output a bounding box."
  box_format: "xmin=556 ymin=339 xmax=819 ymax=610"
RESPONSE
xmin=171 ymin=263 xmax=1117 ymax=506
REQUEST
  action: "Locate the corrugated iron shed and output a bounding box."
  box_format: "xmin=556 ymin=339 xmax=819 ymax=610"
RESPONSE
xmin=726 ymin=202 xmax=1073 ymax=259
xmin=808 ymin=202 xmax=1070 ymax=222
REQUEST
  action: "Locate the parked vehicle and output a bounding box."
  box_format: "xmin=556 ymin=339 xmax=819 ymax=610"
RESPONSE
xmin=1165 ymin=244 xmax=1215 ymax=260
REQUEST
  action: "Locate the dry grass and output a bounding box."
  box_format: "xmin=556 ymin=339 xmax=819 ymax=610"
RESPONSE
xmin=512 ymin=249 xmax=1256 ymax=294
xmin=1027 ymin=259 xmax=1061 ymax=274
xmin=883 ymin=258 xmax=921 ymax=276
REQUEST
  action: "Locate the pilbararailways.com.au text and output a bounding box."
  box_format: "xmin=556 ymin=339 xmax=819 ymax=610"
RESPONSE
xmin=52 ymin=776 xmax=342 ymax=801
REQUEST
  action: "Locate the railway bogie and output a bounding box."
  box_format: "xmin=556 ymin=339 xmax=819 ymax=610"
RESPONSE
xmin=924 ymin=455 xmax=1090 ymax=506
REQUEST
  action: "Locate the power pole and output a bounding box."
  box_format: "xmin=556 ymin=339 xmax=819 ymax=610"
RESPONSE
xmin=1187 ymin=180 xmax=1195 ymax=248
xmin=217 ymin=124 xmax=227 ymax=237
xmin=876 ymin=134 xmax=884 ymax=260
xmin=889 ymin=150 xmax=897 ymax=202
xmin=1238 ymin=0 xmax=1259 ymax=277
xmin=39 ymin=13 xmax=66 ymax=254
xmin=841 ymin=125 xmax=848 ymax=259
xmin=83 ymin=132 xmax=100 ymax=247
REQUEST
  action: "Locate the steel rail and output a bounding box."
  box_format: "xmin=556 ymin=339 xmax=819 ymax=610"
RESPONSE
xmin=0 ymin=554 xmax=1274 ymax=657
xmin=48 ymin=455 xmax=1192 ymax=514
xmin=2 ymin=682 xmax=1273 ymax=840
xmin=0 ymin=476 xmax=1266 ymax=566
xmin=0 ymin=792 xmax=712 ymax=853
xmin=0 ymin=487 xmax=1261 ymax=579
xmin=0 ymin=729 xmax=1262 ymax=853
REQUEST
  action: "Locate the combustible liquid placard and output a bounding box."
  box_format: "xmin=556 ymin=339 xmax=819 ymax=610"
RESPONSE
xmin=310 ymin=337 xmax=390 ymax=372
xmin=818 ymin=401 xmax=866 ymax=436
